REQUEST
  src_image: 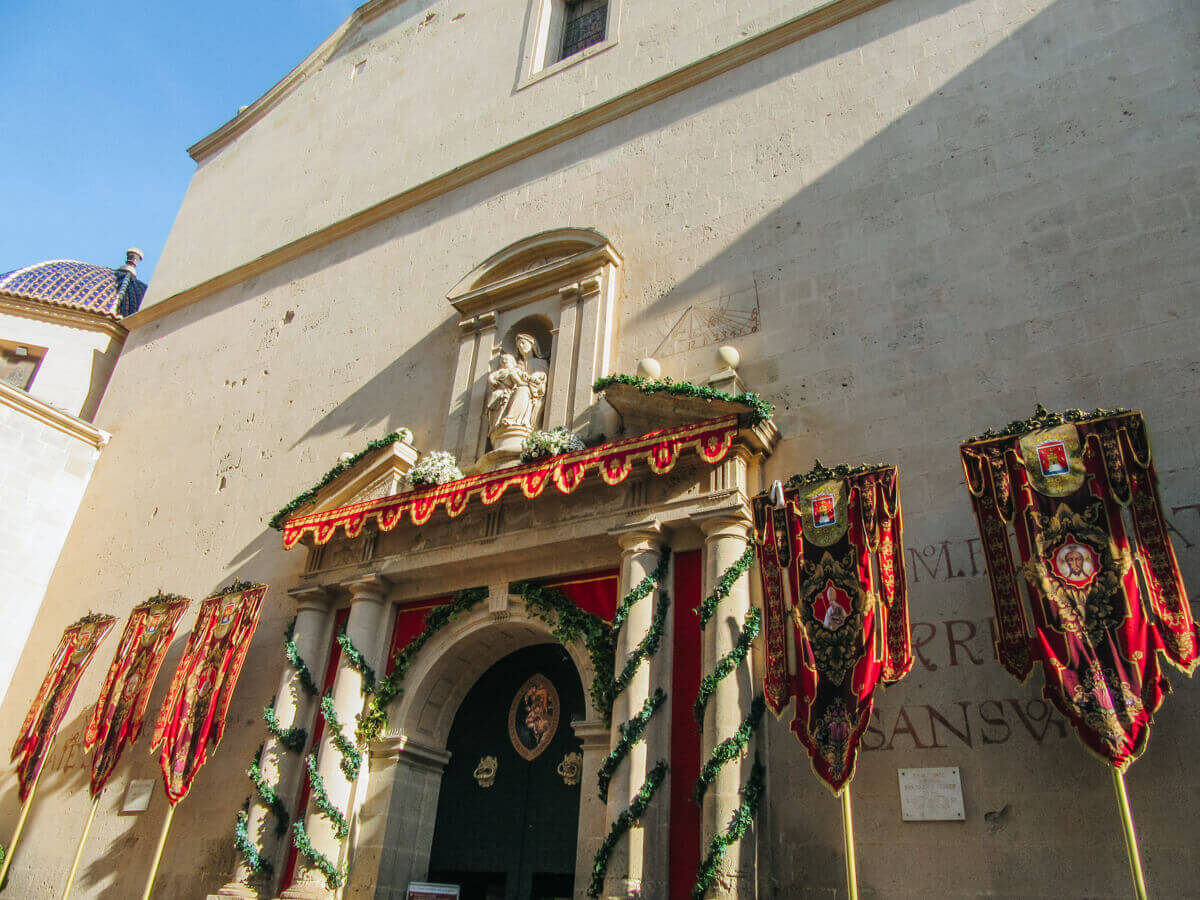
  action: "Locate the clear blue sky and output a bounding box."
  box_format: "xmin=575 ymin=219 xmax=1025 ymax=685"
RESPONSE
xmin=0 ymin=0 xmax=360 ymax=284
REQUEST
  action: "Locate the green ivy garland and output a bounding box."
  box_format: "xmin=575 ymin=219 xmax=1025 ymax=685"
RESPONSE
xmin=248 ymin=745 xmax=290 ymax=837
xmin=358 ymin=586 xmax=488 ymax=743
xmin=291 ymin=820 xmax=346 ymax=890
xmin=303 ymin=752 xmax=349 ymax=839
xmin=593 ymin=374 xmax=774 ymax=426
xmin=284 ymin=617 xmax=319 ymax=698
xmin=691 ymin=757 xmax=766 ymax=900
xmin=695 ymin=546 xmax=756 ymax=629
xmin=966 ymin=402 xmax=1130 ymax=442
xmin=511 ymin=580 xmax=618 ymax=723
xmin=612 ymin=593 xmax=670 ymax=699
xmin=613 ymin=550 xmax=671 ymax=629
xmin=336 ymin=628 xmax=376 ymax=696
xmin=694 ymin=607 xmax=762 ymax=722
xmin=320 ymin=695 xmax=363 ymax=782
xmin=785 ymin=458 xmax=889 ymax=489
xmin=597 ymin=688 xmax=667 ymax=803
xmin=693 ymin=695 xmax=765 ymax=803
xmin=263 ymin=698 xmax=307 ymax=753
xmin=587 ymin=761 xmax=669 ymax=899
xmin=268 ymin=428 xmax=414 ymax=530
xmin=234 ymin=800 xmax=273 ymax=877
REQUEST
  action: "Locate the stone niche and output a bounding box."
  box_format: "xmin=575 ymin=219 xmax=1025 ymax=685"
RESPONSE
xmin=443 ymin=228 xmax=622 ymax=469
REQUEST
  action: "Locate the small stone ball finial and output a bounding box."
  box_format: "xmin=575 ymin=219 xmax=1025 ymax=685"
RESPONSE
xmin=121 ymin=248 xmax=143 ymax=273
xmin=717 ymin=345 xmax=740 ymax=370
xmin=636 ymin=357 xmax=661 ymax=379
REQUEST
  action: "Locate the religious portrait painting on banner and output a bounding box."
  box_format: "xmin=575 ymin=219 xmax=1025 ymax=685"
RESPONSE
xmin=960 ymin=408 xmax=1197 ymax=770
xmin=85 ymin=594 xmax=191 ymax=798
xmin=753 ymin=464 xmax=912 ymax=794
xmin=11 ymin=613 xmax=116 ymax=801
xmin=151 ymin=584 xmax=267 ymax=805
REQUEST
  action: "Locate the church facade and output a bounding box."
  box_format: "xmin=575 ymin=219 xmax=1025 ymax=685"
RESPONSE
xmin=2 ymin=0 xmax=1199 ymax=898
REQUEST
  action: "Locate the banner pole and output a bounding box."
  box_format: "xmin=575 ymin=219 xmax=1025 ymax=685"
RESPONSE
xmin=1111 ymin=769 xmax=1148 ymax=900
xmin=0 ymin=734 xmax=55 ymax=891
xmin=59 ymin=793 xmax=100 ymax=900
xmin=139 ymin=803 xmax=176 ymax=900
xmin=840 ymin=786 xmax=859 ymax=900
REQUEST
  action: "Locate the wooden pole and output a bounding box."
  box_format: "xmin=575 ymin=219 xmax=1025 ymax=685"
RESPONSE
xmin=841 ymin=786 xmax=859 ymax=900
xmin=60 ymin=794 xmax=100 ymax=900
xmin=0 ymin=735 xmax=54 ymax=891
xmin=1112 ymin=769 xmax=1148 ymax=900
xmin=139 ymin=803 xmax=176 ymax=900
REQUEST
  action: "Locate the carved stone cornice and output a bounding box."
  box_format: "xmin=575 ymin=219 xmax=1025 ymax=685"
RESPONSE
xmin=0 ymin=381 xmax=110 ymax=449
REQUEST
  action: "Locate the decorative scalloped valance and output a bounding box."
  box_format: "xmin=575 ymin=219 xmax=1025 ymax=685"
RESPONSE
xmin=282 ymin=416 xmax=739 ymax=548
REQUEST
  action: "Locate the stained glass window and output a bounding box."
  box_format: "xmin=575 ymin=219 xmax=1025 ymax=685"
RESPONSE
xmin=561 ymin=0 xmax=607 ymax=59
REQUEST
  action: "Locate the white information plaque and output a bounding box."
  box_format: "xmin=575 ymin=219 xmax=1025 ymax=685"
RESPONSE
xmin=897 ymin=766 xmax=965 ymax=821
xmin=407 ymin=884 xmax=460 ymax=900
xmin=121 ymin=779 xmax=155 ymax=813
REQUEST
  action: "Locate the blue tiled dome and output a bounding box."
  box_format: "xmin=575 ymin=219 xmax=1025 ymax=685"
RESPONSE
xmin=0 ymin=251 xmax=147 ymax=319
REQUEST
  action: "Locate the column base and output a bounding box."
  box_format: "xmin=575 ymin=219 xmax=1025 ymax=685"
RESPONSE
xmin=279 ymin=874 xmax=336 ymax=900
xmin=209 ymin=881 xmax=260 ymax=899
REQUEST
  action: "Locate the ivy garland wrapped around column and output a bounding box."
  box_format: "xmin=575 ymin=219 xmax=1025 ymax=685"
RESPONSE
xmin=336 ymin=627 xmax=376 ymax=696
xmin=232 ymin=619 xmax=316 ymax=878
xmin=692 ymin=545 xmax=767 ymax=899
xmin=581 ymin=549 xmax=672 ymax=898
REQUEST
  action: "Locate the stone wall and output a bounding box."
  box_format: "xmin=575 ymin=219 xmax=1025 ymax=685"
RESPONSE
xmin=0 ymin=0 xmax=1196 ymax=896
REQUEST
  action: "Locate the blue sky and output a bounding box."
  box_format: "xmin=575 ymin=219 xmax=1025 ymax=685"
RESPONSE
xmin=0 ymin=0 xmax=360 ymax=283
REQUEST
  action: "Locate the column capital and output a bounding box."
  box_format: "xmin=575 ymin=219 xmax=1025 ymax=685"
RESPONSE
xmin=345 ymin=574 xmax=389 ymax=603
xmin=558 ymin=282 xmax=581 ymax=304
xmin=288 ymin=584 xmax=336 ymax=613
xmin=695 ymin=506 xmax=753 ymax=541
xmin=370 ymin=736 xmax=451 ymax=774
xmin=476 ymin=310 xmax=497 ymax=331
xmin=579 ymin=274 xmax=603 ymax=296
xmin=571 ymin=718 xmax=612 ymax=753
xmin=609 ymin=519 xmax=664 ymax=554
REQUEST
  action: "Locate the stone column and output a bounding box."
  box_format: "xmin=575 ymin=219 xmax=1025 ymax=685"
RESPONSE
xmin=569 ymin=277 xmax=603 ymax=432
xmin=603 ymin=522 xmax=670 ymax=897
xmin=215 ymin=589 xmax=334 ymax=899
xmin=697 ymin=511 xmax=756 ymax=899
xmin=443 ymin=316 xmax=478 ymax=459
xmin=462 ymin=311 xmax=497 ymax=462
xmin=284 ymin=577 xmax=391 ymax=900
xmin=546 ymin=284 xmax=580 ymax=431
xmin=572 ymin=719 xmax=613 ymax=899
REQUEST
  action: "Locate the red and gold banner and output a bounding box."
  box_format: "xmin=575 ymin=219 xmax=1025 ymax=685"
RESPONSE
xmin=961 ymin=408 xmax=1196 ymax=769
xmin=11 ymin=613 xmax=115 ymax=801
xmin=85 ymin=594 xmax=190 ymax=797
xmin=281 ymin=416 xmax=739 ymax=548
xmin=150 ymin=584 xmax=267 ymax=805
xmin=752 ymin=464 xmax=911 ymax=794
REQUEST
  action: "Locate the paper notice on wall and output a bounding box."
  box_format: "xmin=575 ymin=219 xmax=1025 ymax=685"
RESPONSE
xmin=897 ymin=767 xmax=965 ymax=821
xmin=121 ymin=779 xmax=155 ymax=813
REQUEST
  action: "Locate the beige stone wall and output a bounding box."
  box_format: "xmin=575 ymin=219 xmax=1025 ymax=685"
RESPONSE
xmin=0 ymin=0 xmax=1197 ymax=896
xmin=0 ymin=309 xmax=122 ymax=421
xmin=0 ymin=394 xmax=102 ymax=706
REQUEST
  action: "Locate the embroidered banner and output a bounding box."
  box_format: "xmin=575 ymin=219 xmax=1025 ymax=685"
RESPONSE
xmin=85 ymin=594 xmax=190 ymax=797
xmin=151 ymin=584 xmax=267 ymax=805
xmin=752 ymin=465 xmax=911 ymax=794
xmin=281 ymin=417 xmax=740 ymax=549
xmin=960 ymin=408 xmax=1196 ymax=769
xmin=11 ymin=613 xmax=115 ymax=801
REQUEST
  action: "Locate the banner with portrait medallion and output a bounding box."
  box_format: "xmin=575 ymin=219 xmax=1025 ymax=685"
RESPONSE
xmin=11 ymin=613 xmax=116 ymax=801
xmin=752 ymin=463 xmax=912 ymax=794
xmin=150 ymin=583 xmax=267 ymax=805
xmin=85 ymin=593 xmax=190 ymax=797
xmin=960 ymin=406 xmax=1197 ymax=769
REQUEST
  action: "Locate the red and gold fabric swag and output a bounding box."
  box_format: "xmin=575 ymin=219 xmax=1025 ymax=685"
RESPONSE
xmin=85 ymin=594 xmax=190 ymax=797
xmin=11 ymin=613 xmax=115 ymax=801
xmin=150 ymin=584 xmax=267 ymax=805
xmin=753 ymin=465 xmax=911 ymax=794
xmin=961 ymin=409 xmax=1196 ymax=769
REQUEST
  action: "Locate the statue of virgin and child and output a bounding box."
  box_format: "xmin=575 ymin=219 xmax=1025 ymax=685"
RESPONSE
xmin=487 ymin=332 xmax=549 ymax=452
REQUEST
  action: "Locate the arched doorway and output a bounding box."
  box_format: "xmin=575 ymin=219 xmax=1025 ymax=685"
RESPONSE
xmin=427 ymin=642 xmax=585 ymax=900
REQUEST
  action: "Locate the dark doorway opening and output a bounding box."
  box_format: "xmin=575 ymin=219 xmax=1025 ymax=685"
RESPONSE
xmin=428 ymin=643 xmax=584 ymax=900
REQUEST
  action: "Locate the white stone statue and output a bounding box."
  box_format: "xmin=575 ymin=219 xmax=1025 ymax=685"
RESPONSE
xmin=487 ymin=332 xmax=549 ymax=453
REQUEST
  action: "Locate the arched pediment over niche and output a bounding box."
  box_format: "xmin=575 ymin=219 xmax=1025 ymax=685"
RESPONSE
xmin=446 ymin=227 xmax=621 ymax=317
xmin=443 ymin=228 xmax=623 ymax=466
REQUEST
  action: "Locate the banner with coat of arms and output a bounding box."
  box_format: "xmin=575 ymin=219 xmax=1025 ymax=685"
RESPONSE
xmin=960 ymin=406 xmax=1197 ymax=769
xmin=85 ymin=593 xmax=191 ymax=798
xmin=151 ymin=583 xmax=267 ymax=805
xmin=11 ymin=613 xmax=116 ymax=801
xmin=752 ymin=463 xmax=912 ymax=794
